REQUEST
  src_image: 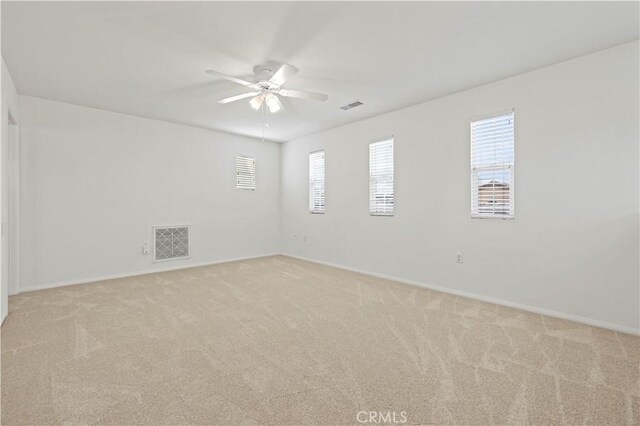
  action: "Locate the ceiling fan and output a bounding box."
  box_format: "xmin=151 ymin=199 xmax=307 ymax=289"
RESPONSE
xmin=205 ymin=64 xmax=328 ymax=113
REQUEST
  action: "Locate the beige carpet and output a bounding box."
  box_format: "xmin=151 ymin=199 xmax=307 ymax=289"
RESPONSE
xmin=1 ymin=255 xmax=638 ymax=425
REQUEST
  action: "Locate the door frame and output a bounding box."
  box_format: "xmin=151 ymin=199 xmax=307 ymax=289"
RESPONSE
xmin=7 ymin=111 xmax=19 ymax=296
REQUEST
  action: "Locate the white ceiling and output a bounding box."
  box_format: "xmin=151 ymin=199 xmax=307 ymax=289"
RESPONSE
xmin=2 ymin=1 xmax=638 ymax=142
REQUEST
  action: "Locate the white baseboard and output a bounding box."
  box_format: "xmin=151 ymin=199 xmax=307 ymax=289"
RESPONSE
xmin=281 ymin=253 xmax=640 ymax=336
xmin=18 ymin=251 xmax=639 ymax=336
xmin=18 ymin=253 xmax=281 ymax=293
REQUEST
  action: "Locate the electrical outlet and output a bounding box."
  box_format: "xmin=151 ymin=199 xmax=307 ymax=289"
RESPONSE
xmin=456 ymin=253 xmax=463 ymax=263
xmin=142 ymin=243 xmax=150 ymax=255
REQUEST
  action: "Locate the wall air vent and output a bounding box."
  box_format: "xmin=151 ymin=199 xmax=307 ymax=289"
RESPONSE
xmin=153 ymin=225 xmax=190 ymax=262
xmin=340 ymin=100 xmax=364 ymax=111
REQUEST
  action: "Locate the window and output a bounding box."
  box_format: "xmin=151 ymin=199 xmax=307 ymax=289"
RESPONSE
xmin=471 ymin=111 xmax=514 ymax=218
xmin=309 ymin=150 xmax=325 ymax=213
xmin=369 ymin=138 xmax=394 ymax=216
xmin=236 ymin=155 xmax=256 ymax=190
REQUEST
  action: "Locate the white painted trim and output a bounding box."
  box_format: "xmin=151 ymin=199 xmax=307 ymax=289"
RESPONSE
xmin=18 ymin=253 xmax=280 ymax=293
xmin=281 ymin=253 xmax=640 ymax=336
xmin=8 ymin=120 xmax=20 ymax=295
xmin=18 ymin=251 xmax=639 ymax=336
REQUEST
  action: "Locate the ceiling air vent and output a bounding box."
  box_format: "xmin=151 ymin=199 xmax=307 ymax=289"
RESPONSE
xmin=340 ymin=100 xmax=364 ymax=111
xmin=153 ymin=225 xmax=190 ymax=262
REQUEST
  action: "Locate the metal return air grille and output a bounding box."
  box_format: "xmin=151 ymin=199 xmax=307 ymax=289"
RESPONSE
xmin=154 ymin=226 xmax=190 ymax=261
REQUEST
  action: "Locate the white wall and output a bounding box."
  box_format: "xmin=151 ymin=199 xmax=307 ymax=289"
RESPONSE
xmin=11 ymin=42 xmax=640 ymax=332
xmin=19 ymin=96 xmax=280 ymax=290
xmin=1 ymin=58 xmax=19 ymax=323
xmin=280 ymin=41 xmax=640 ymax=333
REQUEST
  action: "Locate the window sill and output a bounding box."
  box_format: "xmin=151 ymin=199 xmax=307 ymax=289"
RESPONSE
xmin=471 ymin=215 xmax=514 ymax=220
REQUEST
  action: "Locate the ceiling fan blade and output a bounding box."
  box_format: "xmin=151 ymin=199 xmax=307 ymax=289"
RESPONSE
xmin=279 ymin=88 xmax=328 ymax=102
xmin=217 ymin=91 xmax=261 ymax=104
xmin=205 ymin=70 xmax=256 ymax=88
xmin=269 ymin=64 xmax=299 ymax=86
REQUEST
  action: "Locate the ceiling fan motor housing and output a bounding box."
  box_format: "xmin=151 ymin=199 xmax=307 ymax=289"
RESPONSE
xmin=257 ymin=82 xmax=279 ymax=92
xmin=254 ymin=65 xmax=276 ymax=85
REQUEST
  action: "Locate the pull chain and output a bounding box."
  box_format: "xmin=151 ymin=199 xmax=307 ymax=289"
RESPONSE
xmin=262 ymin=100 xmax=267 ymax=142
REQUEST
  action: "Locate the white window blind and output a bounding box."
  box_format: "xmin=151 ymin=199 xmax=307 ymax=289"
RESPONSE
xmin=369 ymin=138 xmax=394 ymax=216
xmin=236 ymin=155 xmax=256 ymax=190
xmin=309 ymin=150 xmax=325 ymax=213
xmin=471 ymin=112 xmax=514 ymax=218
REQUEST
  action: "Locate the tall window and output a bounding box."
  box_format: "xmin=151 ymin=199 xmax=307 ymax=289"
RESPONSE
xmin=369 ymin=138 xmax=394 ymax=216
xmin=309 ymin=150 xmax=325 ymax=213
xmin=236 ymin=155 xmax=256 ymax=190
xmin=471 ymin=111 xmax=514 ymax=218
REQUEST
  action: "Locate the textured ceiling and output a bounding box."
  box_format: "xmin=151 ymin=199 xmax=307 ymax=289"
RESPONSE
xmin=2 ymin=1 xmax=638 ymax=142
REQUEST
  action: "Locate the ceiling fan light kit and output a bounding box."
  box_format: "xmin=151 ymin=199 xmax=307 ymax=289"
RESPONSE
xmin=205 ymin=63 xmax=328 ymax=114
xmin=249 ymin=95 xmax=264 ymax=110
xmin=247 ymin=93 xmax=283 ymax=113
xmin=264 ymin=93 xmax=282 ymax=113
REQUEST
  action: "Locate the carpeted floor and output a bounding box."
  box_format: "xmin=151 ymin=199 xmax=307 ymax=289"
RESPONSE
xmin=1 ymin=255 xmax=639 ymax=425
